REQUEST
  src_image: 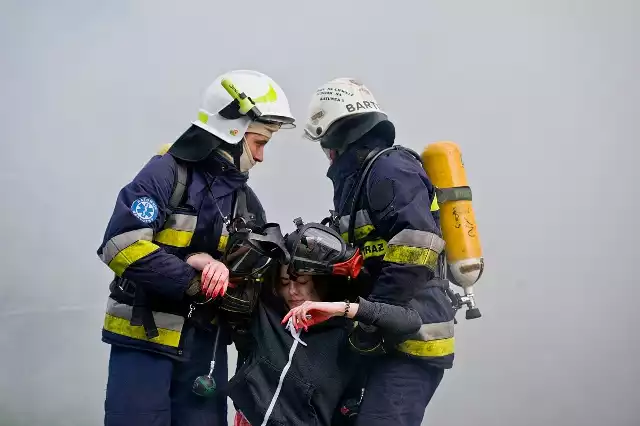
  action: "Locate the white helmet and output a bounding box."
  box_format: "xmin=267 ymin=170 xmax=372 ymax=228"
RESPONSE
xmin=192 ymin=69 xmax=296 ymax=145
xmin=303 ymin=78 xmax=387 ymax=148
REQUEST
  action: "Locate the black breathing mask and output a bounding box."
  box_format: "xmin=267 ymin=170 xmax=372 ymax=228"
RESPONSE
xmin=224 ymin=222 xmax=290 ymax=279
xmin=192 ymin=222 xmax=290 ymax=399
xmin=285 ymin=217 xmax=363 ymax=279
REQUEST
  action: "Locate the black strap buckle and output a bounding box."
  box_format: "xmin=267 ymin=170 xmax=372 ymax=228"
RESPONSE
xmin=130 ymin=286 xmax=159 ymax=339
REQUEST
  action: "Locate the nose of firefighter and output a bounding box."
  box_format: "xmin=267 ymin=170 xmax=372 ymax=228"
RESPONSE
xmin=253 ymin=143 xmax=264 ymax=162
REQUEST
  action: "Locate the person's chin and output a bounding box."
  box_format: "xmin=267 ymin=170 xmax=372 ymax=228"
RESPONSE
xmin=288 ymin=300 xmax=303 ymax=308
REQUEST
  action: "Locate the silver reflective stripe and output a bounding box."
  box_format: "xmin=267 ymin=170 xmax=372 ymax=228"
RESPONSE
xmin=163 ymin=213 xmax=197 ymax=232
xmin=412 ymin=320 xmax=455 ymax=341
xmin=338 ymin=209 xmax=372 ymax=234
xmin=387 ymin=229 xmax=445 ymax=254
xmin=100 ymin=228 xmax=154 ymax=265
xmin=105 ymin=297 xmax=184 ymax=332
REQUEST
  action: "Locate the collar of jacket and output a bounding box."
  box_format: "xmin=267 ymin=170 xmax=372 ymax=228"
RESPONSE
xmin=189 ymin=151 xmax=248 ymax=199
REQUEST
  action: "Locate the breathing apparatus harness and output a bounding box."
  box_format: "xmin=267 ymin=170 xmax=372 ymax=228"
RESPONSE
xmin=323 ymin=145 xmax=472 ymax=320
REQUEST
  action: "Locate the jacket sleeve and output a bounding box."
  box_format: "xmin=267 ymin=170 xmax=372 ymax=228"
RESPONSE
xmin=353 ymin=297 xmax=422 ymax=335
xmin=97 ymin=154 xmax=198 ymax=300
xmin=364 ymin=149 xmax=445 ymax=307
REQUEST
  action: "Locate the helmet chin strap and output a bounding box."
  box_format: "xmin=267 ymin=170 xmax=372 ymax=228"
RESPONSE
xmin=217 ymin=121 xmax=279 ymax=173
xmin=215 ymin=137 xmax=255 ymax=173
xmin=239 ymin=136 xmax=257 ymax=173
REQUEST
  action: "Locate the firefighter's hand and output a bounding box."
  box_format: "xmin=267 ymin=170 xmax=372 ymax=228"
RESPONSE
xmin=201 ymin=259 xmax=229 ymax=299
xmin=185 ymin=252 xmax=216 ymax=271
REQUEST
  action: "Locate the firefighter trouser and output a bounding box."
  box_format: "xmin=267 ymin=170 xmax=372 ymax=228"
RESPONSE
xmin=104 ymin=323 xmax=229 ymax=426
xmin=354 ymin=355 xmax=444 ymax=426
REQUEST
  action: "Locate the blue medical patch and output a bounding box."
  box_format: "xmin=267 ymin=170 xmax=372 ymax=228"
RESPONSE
xmin=131 ymin=197 xmax=159 ymax=224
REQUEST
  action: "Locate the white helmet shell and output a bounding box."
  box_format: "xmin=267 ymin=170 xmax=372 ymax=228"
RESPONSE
xmin=303 ymin=78 xmax=386 ymax=142
xmin=192 ymin=70 xmax=295 ymax=145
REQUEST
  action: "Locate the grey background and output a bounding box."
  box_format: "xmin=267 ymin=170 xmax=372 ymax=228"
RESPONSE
xmin=1 ymin=0 xmax=639 ymax=425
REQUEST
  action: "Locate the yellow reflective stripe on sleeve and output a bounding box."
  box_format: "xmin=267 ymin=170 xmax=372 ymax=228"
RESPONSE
xmin=100 ymin=228 xmax=154 ymax=265
xmin=109 ymin=240 xmax=160 ymax=276
xmin=341 ymin=224 xmax=375 ymax=242
xmin=388 ymin=229 xmax=446 ymax=253
xmin=155 ymin=229 xmax=193 ymax=247
xmin=154 ymin=213 xmax=197 ymax=248
xmin=339 ymin=210 xmax=375 ymax=241
xmin=383 ymin=245 xmax=440 ymax=269
xmin=397 ymin=321 xmax=454 ymax=357
xmin=430 ymin=192 xmax=439 ymax=212
xmin=100 ymin=228 xmax=159 ymax=276
xmin=362 ymin=239 xmax=387 ymax=259
xmin=397 ymin=337 xmax=455 ymax=357
xmin=383 ymin=229 xmax=445 ymax=269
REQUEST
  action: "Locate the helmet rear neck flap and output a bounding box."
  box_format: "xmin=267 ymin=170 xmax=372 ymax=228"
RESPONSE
xmin=321 ymin=111 xmax=395 ymax=153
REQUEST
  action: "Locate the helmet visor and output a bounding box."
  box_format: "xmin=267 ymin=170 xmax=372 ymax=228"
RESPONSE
xmin=290 ymin=226 xmax=344 ymax=275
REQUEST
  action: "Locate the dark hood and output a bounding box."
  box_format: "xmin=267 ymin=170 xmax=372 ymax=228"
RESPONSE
xmin=326 ymin=132 xmax=394 ymax=212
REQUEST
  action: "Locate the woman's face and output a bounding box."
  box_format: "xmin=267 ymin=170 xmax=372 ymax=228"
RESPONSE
xmin=278 ymin=265 xmax=321 ymax=309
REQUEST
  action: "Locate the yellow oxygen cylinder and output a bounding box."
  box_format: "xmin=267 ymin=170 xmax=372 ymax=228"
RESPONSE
xmin=422 ymin=141 xmax=483 ymax=319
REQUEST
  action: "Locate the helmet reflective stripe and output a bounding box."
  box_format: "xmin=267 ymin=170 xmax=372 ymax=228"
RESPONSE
xmin=192 ymin=70 xmax=295 ymax=145
xmin=303 ymin=78 xmax=386 ymax=143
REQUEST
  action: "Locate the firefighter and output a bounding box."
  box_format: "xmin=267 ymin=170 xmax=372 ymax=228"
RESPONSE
xmin=97 ymin=69 xmax=295 ymax=426
xmin=301 ymin=77 xmax=455 ymax=426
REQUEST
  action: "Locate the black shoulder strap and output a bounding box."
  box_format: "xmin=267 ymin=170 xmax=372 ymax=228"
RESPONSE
xmin=346 ymin=145 xmax=422 ymax=245
xmin=168 ymin=161 xmax=189 ymax=211
xmin=230 ymin=184 xmax=267 ymax=231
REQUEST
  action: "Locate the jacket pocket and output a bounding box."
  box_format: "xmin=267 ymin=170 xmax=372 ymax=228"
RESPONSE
xmin=228 ymin=356 xmax=318 ymax=426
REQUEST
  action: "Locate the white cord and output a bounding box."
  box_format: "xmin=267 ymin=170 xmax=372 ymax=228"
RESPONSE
xmin=259 ymin=317 xmax=306 ymax=426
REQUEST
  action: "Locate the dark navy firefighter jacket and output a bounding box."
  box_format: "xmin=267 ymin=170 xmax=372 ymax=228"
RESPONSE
xmin=327 ymin=135 xmax=456 ymax=369
xmin=97 ymin=150 xmax=249 ymax=361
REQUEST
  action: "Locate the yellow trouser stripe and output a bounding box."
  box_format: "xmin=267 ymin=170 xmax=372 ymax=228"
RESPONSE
xmin=103 ymin=313 xmax=181 ymax=347
xmin=397 ymin=337 xmax=454 ymax=357
xmin=154 ymin=229 xmax=193 ymax=247
xmin=109 ymin=240 xmax=160 ymax=276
